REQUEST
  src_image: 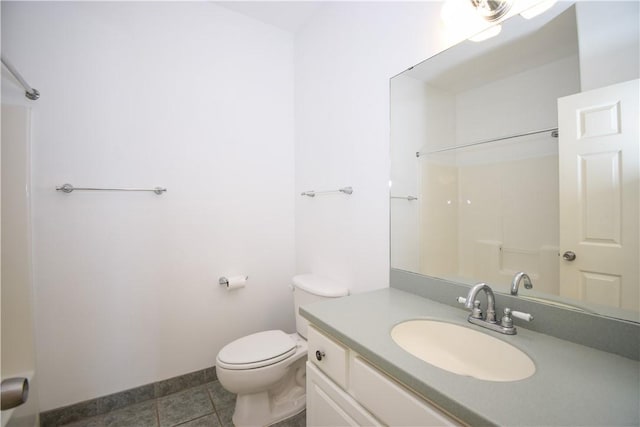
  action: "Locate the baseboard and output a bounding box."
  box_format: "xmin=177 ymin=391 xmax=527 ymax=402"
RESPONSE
xmin=39 ymin=366 xmax=217 ymax=427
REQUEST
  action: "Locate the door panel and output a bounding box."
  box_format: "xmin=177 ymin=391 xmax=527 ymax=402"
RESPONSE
xmin=558 ymin=79 xmax=639 ymax=311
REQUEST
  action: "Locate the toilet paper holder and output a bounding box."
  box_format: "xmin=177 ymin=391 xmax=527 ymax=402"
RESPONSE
xmin=1 ymin=377 xmax=29 ymax=411
xmin=219 ymin=276 xmax=248 ymax=286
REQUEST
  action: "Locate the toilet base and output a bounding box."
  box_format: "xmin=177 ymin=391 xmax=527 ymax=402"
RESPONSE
xmin=231 ymin=360 xmax=306 ymax=427
xmin=232 ymin=391 xmax=305 ymax=427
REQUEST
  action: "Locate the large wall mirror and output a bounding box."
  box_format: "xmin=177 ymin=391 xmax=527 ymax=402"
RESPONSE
xmin=390 ymin=1 xmax=639 ymax=323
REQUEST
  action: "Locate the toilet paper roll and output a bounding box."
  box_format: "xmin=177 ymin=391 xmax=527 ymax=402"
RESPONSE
xmin=226 ymin=275 xmax=247 ymax=290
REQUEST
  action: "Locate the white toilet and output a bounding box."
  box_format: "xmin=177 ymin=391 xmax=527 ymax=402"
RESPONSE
xmin=216 ymin=274 xmax=349 ymax=427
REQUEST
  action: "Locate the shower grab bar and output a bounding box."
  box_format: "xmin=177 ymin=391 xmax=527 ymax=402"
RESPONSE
xmin=301 ymin=186 xmax=353 ymax=197
xmin=391 ymin=195 xmax=418 ymax=201
xmin=416 ymin=127 xmax=558 ymax=157
xmin=56 ymin=183 xmax=167 ymax=195
xmin=1 ymin=55 xmax=40 ymax=100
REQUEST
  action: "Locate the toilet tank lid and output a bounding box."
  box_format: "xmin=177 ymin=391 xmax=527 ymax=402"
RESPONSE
xmin=292 ymin=274 xmax=349 ymax=298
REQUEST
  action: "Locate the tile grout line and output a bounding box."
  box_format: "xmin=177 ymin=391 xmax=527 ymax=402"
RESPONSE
xmin=205 ymin=383 xmax=224 ymax=426
xmin=161 ymin=383 xmax=218 ymax=427
xmin=207 ymin=378 xmax=228 ymax=427
xmin=172 ymin=412 xmax=216 ymax=427
xmin=155 ymin=397 xmax=161 ymax=427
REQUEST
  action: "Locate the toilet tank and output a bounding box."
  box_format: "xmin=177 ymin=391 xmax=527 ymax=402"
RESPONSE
xmin=292 ymin=274 xmax=349 ymax=339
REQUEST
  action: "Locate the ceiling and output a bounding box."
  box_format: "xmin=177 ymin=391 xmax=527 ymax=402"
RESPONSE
xmin=214 ymin=1 xmax=326 ymax=33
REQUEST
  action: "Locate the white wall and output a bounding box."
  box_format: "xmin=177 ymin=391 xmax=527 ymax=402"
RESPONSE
xmin=294 ymin=2 xmax=449 ymax=294
xmin=455 ymin=55 xmax=581 ymax=145
xmin=293 ymin=0 xmax=544 ymax=294
xmin=389 ymin=77 xmax=458 ymax=275
xmin=2 ymin=2 xmax=295 ymax=411
xmin=418 ymin=83 xmax=458 ymax=276
xmin=575 ymin=1 xmax=640 ymax=92
xmin=389 ymin=76 xmax=427 ymax=273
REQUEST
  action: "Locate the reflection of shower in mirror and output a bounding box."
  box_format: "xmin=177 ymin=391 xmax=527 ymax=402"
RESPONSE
xmin=390 ymin=1 xmax=639 ymax=323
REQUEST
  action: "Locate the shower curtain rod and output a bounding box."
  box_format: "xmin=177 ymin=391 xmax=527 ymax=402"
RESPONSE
xmin=1 ymin=55 xmax=40 ymax=100
xmin=416 ymin=127 xmax=558 ymax=157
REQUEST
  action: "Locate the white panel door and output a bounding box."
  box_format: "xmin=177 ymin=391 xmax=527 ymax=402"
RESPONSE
xmin=558 ymin=79 xmax=639 ymax=311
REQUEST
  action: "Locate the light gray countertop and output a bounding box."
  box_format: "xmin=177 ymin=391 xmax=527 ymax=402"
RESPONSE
xmin=300 ymin=288 xmax=640 ymax=426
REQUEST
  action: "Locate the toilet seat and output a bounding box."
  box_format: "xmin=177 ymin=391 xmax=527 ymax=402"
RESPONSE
xmin=217 ymin=330 xmax=297 ymax=370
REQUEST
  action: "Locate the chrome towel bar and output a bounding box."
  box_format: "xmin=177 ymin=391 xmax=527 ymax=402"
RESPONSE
xmin=416 ymin=127 xmax=558 ymax=157
xmin=56 ymin=183 xmax=167 ymax=195
xmin=391 ymin=195 xmax=418 ymax=201
xmin=1 ymin=55 xmax=39 ymax=100
xmin=301 ymin=186 xmax=353 ymax=197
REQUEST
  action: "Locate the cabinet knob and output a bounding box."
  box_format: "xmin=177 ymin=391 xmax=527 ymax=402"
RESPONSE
xmin=315 ymin=350 xmax=325 ymax=361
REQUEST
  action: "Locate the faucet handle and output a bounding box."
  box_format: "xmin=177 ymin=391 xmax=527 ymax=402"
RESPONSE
xmin=511 ymin=310 xmax=534 ymax=322
xmin=457 ymin=297 xmax=483 ymax=319
xmin=471 ymin=300 xmax=483 ymax=319
xmin=501 ymin=308 xmax=534 ymax=329
xmin=501 ymin=308 xmax=514 ymax=328
xmin=502 ymin=307 xmax=534 ymax=323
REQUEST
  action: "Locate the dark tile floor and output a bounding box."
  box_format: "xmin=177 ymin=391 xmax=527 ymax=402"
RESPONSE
xmin=60 ymin=380 xmax=306 ymax=427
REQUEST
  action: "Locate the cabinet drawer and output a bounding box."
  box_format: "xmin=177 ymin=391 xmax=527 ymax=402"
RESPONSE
xmin=350 ymin=355 xmax=461 ymax=427
xmin=307 ymin=325 xmax=348 ymax=389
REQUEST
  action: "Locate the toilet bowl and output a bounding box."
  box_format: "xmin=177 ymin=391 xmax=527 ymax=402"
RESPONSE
xmin=216 ymin=331 xmax=307 ymax=426
xmin=216 ymin=275 xmax=348 ymax=427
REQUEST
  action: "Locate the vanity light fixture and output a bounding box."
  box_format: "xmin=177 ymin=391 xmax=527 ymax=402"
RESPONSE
xmin=467 ymin=0 xmax=512 ymax=42
xmin=440 ymin=0 xmax=511 ymax=43
xmin=470 ymin=0 xmax=513 ymax=22
xmin=520 ymin=0 xmax=557 ymax=19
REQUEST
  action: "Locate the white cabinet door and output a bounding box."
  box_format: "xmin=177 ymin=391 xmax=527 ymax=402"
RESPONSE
xmin=306 ymin=362 xmax=380 ymax=427
xmin=350 ymin=355 xmax=460 ymax=427
xmin=558 ymin=79 xmax=639 ymax=311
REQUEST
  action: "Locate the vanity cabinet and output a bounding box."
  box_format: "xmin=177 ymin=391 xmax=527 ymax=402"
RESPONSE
xmin=307 ymin=363 xmax=380 ymax=426
xmin=306 ymin=324 xmax=460 ymax=426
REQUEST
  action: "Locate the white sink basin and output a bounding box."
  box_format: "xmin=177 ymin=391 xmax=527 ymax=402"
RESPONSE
xmin=391 ymin=320 xmax=535 ymax=382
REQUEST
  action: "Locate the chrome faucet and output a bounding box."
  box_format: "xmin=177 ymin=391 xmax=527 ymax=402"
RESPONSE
xmin=511 ymin=272 xmax=533 ymax=295
xmin=457 ymin=282 xmax=533 ymax=335
xmin=464 ymin=282 xmax=497 ymax=323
